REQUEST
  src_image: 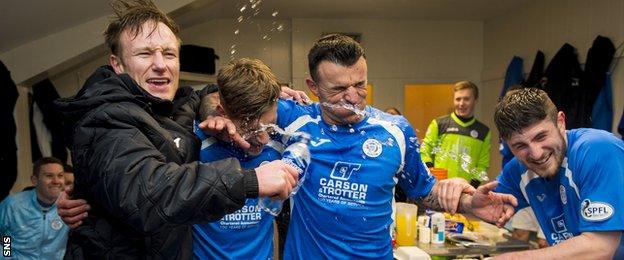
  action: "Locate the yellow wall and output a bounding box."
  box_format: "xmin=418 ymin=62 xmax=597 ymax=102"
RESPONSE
xmin=403 ymin=84 xmax=454 ymax=138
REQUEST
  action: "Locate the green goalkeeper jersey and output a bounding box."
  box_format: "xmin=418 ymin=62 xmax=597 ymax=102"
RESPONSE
xmin=421 ymin=113 xmax=491 ymax=181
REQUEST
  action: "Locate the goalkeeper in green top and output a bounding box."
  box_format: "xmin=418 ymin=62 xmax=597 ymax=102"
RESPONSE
xmin=421 ymin=81 xmax=491 ymax=186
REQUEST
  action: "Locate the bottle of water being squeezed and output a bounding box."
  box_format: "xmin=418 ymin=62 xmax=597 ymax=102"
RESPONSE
xmin=258 ymin=135 xmax=311 ymax=216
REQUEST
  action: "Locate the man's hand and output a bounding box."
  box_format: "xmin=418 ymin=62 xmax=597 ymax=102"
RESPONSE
xmin=434 ymin=178 xmax=476 ymax=214
xmin=198 ymin=116 xmax=250 ymax=150
xmin=469 ymin=181 xmax=518 ymax=227
xmin=57 ymin=190 xmax=90 ymax=229
xmin=255 ymin=160 xmax=299 ymax=199
xmin=280 ymin=86 xmax=312 ymax=104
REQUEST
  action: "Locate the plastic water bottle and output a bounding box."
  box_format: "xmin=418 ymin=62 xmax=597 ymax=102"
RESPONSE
xmin=259 ymin=138 xmax=311 ymax=216
xmin=430 ymin=212 xmax=446 ymax=244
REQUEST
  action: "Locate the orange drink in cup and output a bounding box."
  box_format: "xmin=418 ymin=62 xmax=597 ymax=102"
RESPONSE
xmin=429 ymin=168 xmax=448 ymax=180
xmin=395 ymin=203 xmax=418 ymax=246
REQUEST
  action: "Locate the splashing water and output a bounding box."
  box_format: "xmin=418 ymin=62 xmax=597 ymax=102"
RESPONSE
xmin=425 ymin=139 xmax=489 ymax=181
xmin=230 ymin=0 xmax=286 ymax=60
xmin=240 ymin=123 xmax=311 ymax=144
xmin=320 ymin=101 xmax=367 ymax=117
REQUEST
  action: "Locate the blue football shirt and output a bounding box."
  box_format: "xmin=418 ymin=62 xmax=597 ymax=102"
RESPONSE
xmin=277 ymin=100 xmax=436 ymax=259
xmin=496 ymin=128 xmax=624 ymax=255
xmin=192 ymin=122 xmax=283 ymax=259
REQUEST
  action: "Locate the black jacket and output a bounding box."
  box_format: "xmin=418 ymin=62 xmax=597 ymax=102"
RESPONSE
xmin=55 ymin=66 xmax=258 ymax=259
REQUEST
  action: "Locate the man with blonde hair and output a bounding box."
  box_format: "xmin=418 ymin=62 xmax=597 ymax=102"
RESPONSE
xmin=54 ymin=0 xmax=297 ymax=258
xmin=421 ymin=81 xmax=491 ymax=185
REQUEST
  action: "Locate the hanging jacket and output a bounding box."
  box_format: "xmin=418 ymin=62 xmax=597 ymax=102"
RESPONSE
xmin=526 ymin=51 xmax=545 ymax=88
xmin=592 ymin=74 xmax=614 ymax=131
xmin=501 ymin=56 xmax=524 ymax=96
xmin=32 ymin=79 xmax=68 ymax=162
xmin=543 ymin=43 xmax=583 ymax=129
xmin=0 ymin=60 xmax=18 ymax=201
xmin=580 ymin=36 xmax=616 ymax=128
xmin=54 ymin=66 xmax=258 ymax=259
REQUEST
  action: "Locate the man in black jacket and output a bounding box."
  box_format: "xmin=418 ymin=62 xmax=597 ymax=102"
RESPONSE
xmin=54 ymin=0 xmax=298 ymax=258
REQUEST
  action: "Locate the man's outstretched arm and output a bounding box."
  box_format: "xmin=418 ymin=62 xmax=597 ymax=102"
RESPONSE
xmin=494 ymin=231 xmax=621 ymax=260
xmin=457 ymin=181 xmax=518 ymax=227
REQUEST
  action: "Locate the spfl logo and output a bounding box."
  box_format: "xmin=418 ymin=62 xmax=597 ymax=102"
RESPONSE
xmin=581 ymin=199 xmax=614 ymax=222
xmin=3 ymin=236 xmax=10 ymax=257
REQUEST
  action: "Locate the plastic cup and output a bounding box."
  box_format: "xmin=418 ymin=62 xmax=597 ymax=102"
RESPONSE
xmin=395 ymin=202 xmax=418 ymax=246
xmin=429 ymin=168 xmax=448 ymax=180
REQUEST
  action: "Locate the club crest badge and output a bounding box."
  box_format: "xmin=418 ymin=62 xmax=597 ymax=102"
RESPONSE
xmin=470 ymin=130 xmax=478 ymax=138
xmin=362 ymin=139 xmax=382 ymax=158
xmin=51 ymin=219 xmax=63 ymax=230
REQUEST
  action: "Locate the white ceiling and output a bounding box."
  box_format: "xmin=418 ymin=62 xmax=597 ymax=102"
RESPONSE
xmin=0 ymin=0 xmax=535 ymax=53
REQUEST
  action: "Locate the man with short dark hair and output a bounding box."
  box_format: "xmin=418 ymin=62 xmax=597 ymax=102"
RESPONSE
xmin=276 ymin=34 xmax=516 ymax=258
xmin=493 ymin=88 xmax=624 ymax=258
xmin=54 ymin=0 xmax=297 ymax=258
xmin=0 ymin=157 xmax=69 ymax=259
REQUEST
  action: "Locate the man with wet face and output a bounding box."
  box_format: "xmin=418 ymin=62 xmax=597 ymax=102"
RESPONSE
xmin=192 ymin=58 xmax=284 ymax=259
xmin=54 ymin=0 xmax=298 ymax=258
xmin=274 ymin=34 xmax=517 ymax=258
xmin=493 ymin=88 xmax=624 ymax=258
xmin=421 ymin=81 xmax=491 ymax=185
xmin=0 ymin=157 xmax=69 ymax=259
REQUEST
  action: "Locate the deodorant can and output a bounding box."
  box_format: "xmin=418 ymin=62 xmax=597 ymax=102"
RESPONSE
xmin=430 ymin=212 xmax=445 ymax=244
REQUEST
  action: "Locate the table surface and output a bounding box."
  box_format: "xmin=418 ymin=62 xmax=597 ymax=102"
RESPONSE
xmin=409 ymin=235 xmax=530 ymax=256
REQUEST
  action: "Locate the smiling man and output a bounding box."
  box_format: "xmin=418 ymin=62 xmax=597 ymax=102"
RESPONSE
xmin=493 ymin=88 xmax=624 ymax=259
xmin=421 ymin=81 xmax=491 ymax=185
xmin=0 ymin=157 xmax=69 ymax=259
xmin=54 ymin=0 xmax=297 ymax=258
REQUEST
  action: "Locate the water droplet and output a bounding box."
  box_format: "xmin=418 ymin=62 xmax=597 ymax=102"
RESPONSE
xmin=360 ymin=130 xmax=366 ymax=135
xmin=349 ymin=128 xmax=355 ymax=133
xmin=272 ymin=10 xmax=279 ymax=17
xmin=237 ymin=16 xmax=244 ymax=23
xmin=251 ymin=3 xmax=258 ymax=9
xmin=234 ymin=29 xmax=240 ymax=35
xmin=230 ymin=49 xmax=236 ymax=55
xmin=239 ymin=5 xmax=247 ymax=12
xmin=362 ymin=217 xmax=367 ymax=222
xmin=277 ymin=24 xmax=284 ymax=32
xmin=330 ymin=125 xmax=338 ymax=131
xmin=262 ymin=34 xmax=268 ymax=40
